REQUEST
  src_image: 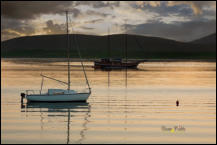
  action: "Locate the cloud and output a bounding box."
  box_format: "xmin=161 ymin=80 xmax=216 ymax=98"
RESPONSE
xmin=126 ymin=20 xmax=216 ymax=42
xmin=167 ymin=1 xmax=214 ymax=15
xmin=1 ymin=1 xmax=120 ymax=20
xmin=1 ymin=17 xmax=35 ymax=40
xmin=70 ymin=8 xmax=82 ymax=18
xmin=136 ymin=1 xmax=216 ymax=15
xmin=74 ymin=1 xmax=120 ymax=9
xmin=1 ymin=1 xmax=77 ymax=20
xmin=136 ymin=1 xmax=161 ymax=7
xmin=84 ymin=19 xmax=104 ymax=24
xmin=1 ymin=1 xmax=83 ymax=40
xmin=1 ymin=1 xmax=216 ymax=42
xmin=43 ymin=20 xmax=65 ymax=34
xmin=79 ymin=26 xmax=95 ymax=30
xmin=1 ymin=29 xmax=22 ymax=41
xmin=85 ymin=10 xmax=110 ymax=18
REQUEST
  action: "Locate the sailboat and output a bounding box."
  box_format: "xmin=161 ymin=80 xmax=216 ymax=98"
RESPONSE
xmin=21 ymin=11 xmax=91 ymax=102
xmin=93 ymin=28 xmax=141 ymax=70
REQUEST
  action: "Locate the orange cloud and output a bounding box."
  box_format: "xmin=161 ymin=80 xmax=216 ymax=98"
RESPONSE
xmin=136 ymin=1 xmax=216 ymax=15
xmin=136 ymin=1 xmax=161 ymax=7
xmin=167 ymin=1 xmax=203 ymax=15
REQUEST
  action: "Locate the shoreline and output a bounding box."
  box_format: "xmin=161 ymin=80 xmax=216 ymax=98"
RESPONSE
xmin=1 ymin=57 xmax=216 ymax=63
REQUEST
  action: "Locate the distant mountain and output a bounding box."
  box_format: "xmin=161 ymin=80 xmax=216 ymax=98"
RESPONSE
xmin=1 ymin=34 xmax=216 ymax=59
xmin=191 ymin=33 xmax=216 ymax=45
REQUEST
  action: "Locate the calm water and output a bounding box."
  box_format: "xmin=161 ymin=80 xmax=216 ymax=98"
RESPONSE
xmin=1 ymin=59 xmax=216 ymax=144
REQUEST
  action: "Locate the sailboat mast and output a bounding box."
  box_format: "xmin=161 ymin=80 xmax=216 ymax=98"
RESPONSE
xmin=108 ymin=28 xmax=110 ymax=59
xmin=125 ymin=20 xmax=128 ymax=88
xmin=108 ymin=28 xmax=110 ymax=88
xmin=66 ymin=11 xmax=70 ymax=91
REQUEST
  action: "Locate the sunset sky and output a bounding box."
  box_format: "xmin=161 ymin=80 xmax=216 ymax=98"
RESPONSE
xmin=1 ymin=1 xmax=216 ymax=41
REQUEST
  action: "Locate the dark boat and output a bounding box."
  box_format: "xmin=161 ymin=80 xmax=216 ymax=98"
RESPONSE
xmin=94 ymin=58 xmax=140 ymax=69
xmin=93 ymin=26 xmax=141 ymax=70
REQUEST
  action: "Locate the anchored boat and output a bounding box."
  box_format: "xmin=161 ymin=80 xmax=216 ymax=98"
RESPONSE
xmin=94 ymin=58 xmax=140 ymax=69
xmin=93 ymin=27 xmax=142 ymax=70
xmin=21 ymin=11 xmax=91 ymax=102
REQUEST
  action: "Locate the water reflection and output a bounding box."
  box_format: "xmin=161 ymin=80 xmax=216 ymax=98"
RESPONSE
xmin=2 ymin=60 xmax=216 ymax=143
xmin=21 ymin=102 xmax=91 ymax=144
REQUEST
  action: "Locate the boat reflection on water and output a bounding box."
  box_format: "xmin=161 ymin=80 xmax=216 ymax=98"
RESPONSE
xmin=21 ymin=102 xmax=91 ymax=144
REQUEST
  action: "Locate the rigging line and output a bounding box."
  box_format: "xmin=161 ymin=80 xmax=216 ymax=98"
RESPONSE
xmin=68 ymin=14 xmax=91 ymax=93
xmin=134 ymin=35 xmax=147 ymax=59
xmin=74 ymin=34 xmax=91 ymax=92
xmin=135 ymin=36 xmax=144 ymax=50
xmin=40 ymin=74 xmax=68 ymax=85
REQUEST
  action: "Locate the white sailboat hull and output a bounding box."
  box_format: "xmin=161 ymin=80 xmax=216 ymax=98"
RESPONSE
xmin=26 ymin=93 xmax=90 ymax=102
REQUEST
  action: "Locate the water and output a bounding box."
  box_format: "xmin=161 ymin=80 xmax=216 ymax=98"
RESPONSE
xmin=1 ymin=59 xmax=216 ymax=144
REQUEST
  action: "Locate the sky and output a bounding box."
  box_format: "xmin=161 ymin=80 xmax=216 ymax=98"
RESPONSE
xmin=1 ymin=1 xmax=216 ymax=42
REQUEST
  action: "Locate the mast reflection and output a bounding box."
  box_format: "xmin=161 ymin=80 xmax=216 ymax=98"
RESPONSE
xmin=21 ymin=102 xmax=91 ymax=144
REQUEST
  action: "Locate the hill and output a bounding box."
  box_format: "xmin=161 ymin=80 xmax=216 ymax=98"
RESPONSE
xmin=1 ymin=34 xmax=216 ymax=59
xmin=191 ymin=33 xmax=216 ymax=45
